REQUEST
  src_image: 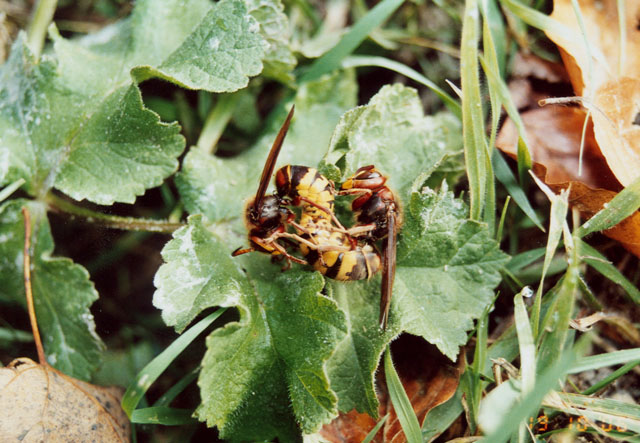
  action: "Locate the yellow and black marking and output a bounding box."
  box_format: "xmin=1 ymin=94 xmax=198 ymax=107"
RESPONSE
xmin=276 ymin=165 xmax=335 ymax=223
xmin=297 ymin=225 xmax=381 ymax=281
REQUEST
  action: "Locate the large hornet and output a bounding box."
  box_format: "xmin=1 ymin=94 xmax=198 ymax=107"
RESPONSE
xmin=340 ymin=165 xmax=401 ymax=329
xmin=233 ymin=106 xmax=394 ymax=326
xmin=234 ymin=106 xmax=380 ymax=279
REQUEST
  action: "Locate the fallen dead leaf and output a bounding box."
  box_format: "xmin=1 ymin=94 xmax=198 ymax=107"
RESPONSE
xmin=319 ymin=336 xmax=463 ymax=443
xmin=0 ymin=357 xmax=131 ymax=442
xmin=497 ymin=101 xmax=640 ymax=257
xmin=511 ymin=52 xmax=570 ymax=84
xmin=497 ymin=106 xmax=619 ymax=190
xmin=546 ymin=0 xmax=640 ymax=186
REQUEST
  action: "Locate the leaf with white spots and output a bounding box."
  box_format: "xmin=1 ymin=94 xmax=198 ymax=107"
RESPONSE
xmin=0 ymin=0 xmax=266 ymax=204
xmin=153 ymin=215 xmax=252 ymax=332
xmin=0 ymin=200 xmax=103 ymax=380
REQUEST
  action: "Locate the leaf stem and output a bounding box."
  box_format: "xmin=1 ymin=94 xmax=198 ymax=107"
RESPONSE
xmin=22 ymin=207 xmax=48 ymax=366
xmin=26 ymin=0 xmax=58 ymax=58
xmin=45 ymin=193 xmax=185 ymax=233
xmin=197 ymin=93 xmax=240 ymax=155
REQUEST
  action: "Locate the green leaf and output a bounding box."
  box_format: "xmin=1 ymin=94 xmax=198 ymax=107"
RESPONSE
xmin=321 ymin=83 xmax=463 ymax=203
xmin=153 ymin=216 xmax=249 ymax=332
xmin=325 ymin=186 xmax=507 ymax=418
xmin=153 ymin=216 xmax=347 ymax=439
xmin=53 ymin=84 xmax=185 ymax=205
xmin=58 ymin=0 xmax=266 ymax=93
xmin=0 ymin=199 xmax=103 ymax=380
xmin=395 ymin=186 xmax=509 ymax=360
xmin=131 ymin=407 xmax=197 ymax=425
xmin=246 ymin=0 xmax=297 ymax=83
xmin=325 ymin=279 xmax=392 ymax=416
xmin=176 ymin=70 xmax=358 ymax=222
xmin=1 ymin=0 xmax=268 ymax=204
xmin=0 ymin=33 xmax=182 ymax=204
xmin=318 ymin=86 xmax=504 ymax=415
xmin=128 ymin=0 xmax=266 ymax=90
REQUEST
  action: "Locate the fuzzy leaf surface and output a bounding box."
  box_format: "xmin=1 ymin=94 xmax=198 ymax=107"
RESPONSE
xmin=0 ymin=200 xmax=103 ymax=380
xmin=0 ymin=0 xmax=266 ymax=204
xmin=394 ymin=186 xmax=509 ymax=358
xmin=246 ymin=0 xmax=297 ymax=82
xmin=153 ymin=216 xmax=347 ymax=439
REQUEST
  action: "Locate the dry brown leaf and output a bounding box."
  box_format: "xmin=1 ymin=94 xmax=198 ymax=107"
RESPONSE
xmin=545 ymin=0 xmax=640 ymax=186
xmin=0 ymin=357 xmax=130 ymax=442
xmin=497 ymin=104 xmax=640 ymax=257
xmin=319 ymin=336 xmax=463 ymax=443
xmin=511 ymin=52 xmax=569 ymax=84
xmin=497 ymin=106 xmax=619 ymax=189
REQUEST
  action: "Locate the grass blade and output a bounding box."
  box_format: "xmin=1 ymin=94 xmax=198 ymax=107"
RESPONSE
xmin=514 ymin=291 xmax=536 ymax=395
xmin=341 ymin=55 xmax=461 ymax=117
xmin=297 ymin=0 xmax=404 ymax=83
xmin=460 ymin=0 xmax=487 ymax=221
xmin=122 ymin=308 xmax=226 ymax=416
xmin=544 ymin=392 xmax=640 ymax=434
xmin=153 ymin=368 xmax=199 ymax=407
xmin=480 ymin=338 xmax=585 ymax=443
xmin=362 ymin=414 xmax=388 ymax=443
xmin=569 ymin=348 xmax=640 ymax=374
xmin=581 ymin=360 xmax=640 ymax=395
xmin=487 ymin=110 xmax=542 ymax=231
xmin=529 ymin=173 xmax=569 ymax=339
xmin=0 ymin=179 xmax=26 ymax=203
xmin=576 ymin=176 xmax=640 ymax=238
xmin=197 ymin=93 xmax=240 ymax=154
xmin=505 ymin=247 xmax=546 ymax=273
xmin=384 ymin=347 xmax=422 ymax=443
xmin=578 ymin=239 xmax=640 ymax=304
xmin=514 ymin=290 xmax=536 ymax=442
xmin=131 ymin=407 xmax=197 ymax=425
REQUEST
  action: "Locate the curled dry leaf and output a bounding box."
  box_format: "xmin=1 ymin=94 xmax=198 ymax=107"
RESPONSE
xmin=546 ymin=0 xmax=640 ymax=186
xmin=0 ymin=358 xmax=130 ymax=442
xmin=319 ymin=336 xmax=463 ymax=443
xmin=497 ymin=103 xmax=640 ymax=256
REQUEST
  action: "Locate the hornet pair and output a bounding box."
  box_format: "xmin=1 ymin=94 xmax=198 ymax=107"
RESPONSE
xmin=232 ymin=107 xmax=400 ymax=329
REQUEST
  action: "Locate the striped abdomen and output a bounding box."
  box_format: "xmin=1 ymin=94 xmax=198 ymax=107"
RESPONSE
xmin=299 ymin=222 xmax=380 ymax=281
xmin=275 ymin=165 xmax=335 ymax=223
